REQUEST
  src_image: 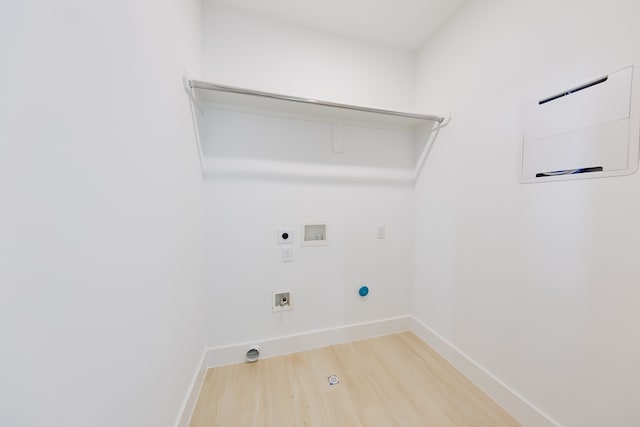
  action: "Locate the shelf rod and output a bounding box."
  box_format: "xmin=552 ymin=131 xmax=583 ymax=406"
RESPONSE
xmin=189 ymin=80 xmax=445 ymax=123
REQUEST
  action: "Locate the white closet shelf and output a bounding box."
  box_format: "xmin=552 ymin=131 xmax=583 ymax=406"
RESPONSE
xmin=189 ymin=80 xmax=445 ymax=128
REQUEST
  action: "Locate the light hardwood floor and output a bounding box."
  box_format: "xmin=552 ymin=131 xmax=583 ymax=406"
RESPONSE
xmin=189 ymin=332 xmax=521 ymax=427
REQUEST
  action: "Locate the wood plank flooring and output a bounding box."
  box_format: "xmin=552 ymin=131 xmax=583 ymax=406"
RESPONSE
xmin=189 ymin=332 xmax=521 ymax=427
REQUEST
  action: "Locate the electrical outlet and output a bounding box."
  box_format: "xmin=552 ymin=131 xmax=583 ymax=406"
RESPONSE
xmin=272 ymin=291 xmax=292 ymax=312
xmin=282 ymin=246 xmax=293 ymax=262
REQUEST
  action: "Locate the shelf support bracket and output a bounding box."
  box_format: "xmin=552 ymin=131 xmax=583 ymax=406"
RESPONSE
xmin=332 ymin=123 xmax=344 ymax=153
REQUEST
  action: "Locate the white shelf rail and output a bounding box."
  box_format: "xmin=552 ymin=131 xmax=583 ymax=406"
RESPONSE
xmin=189 ymin=80 xmax=445 ymax=124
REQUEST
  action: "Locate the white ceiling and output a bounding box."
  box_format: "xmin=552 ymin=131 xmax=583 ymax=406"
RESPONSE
xmin=209 ymin=0 xmax=471 ymax=51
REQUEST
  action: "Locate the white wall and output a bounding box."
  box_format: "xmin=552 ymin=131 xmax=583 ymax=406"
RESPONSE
xmin=199 ymin=3 xmax=418 ymax=349
xmin=201 ymin=2 xmax=417 ymax=111
xmin=201 ymin=112 xmax=416 ymax=345
xmin=7 ymin=1 xmax=638 ymax=425
xmin=414 ymin=1 xmax=640 ymax=426
xmin=204 ymin=177 xmax=414 ymax=346
xmin=0 ymin=1 xmax=206 ymax=426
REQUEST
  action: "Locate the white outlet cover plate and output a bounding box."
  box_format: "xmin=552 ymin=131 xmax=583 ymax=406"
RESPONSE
xmin=282 ymin=246 xmax=293 ymax=262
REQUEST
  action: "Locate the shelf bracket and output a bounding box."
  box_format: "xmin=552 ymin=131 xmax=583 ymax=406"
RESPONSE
xmin=332 ymin=123 xmax=344 ymax=153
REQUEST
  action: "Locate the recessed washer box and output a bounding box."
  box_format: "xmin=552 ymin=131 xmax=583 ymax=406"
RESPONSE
xmin=520 ymin=66 xmax=639 ymax=183
xmin=301 ymin=223 xmax=328 ymax=246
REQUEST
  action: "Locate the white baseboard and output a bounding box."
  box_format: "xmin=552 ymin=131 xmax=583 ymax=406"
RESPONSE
xmin=174 ymin=316 xmax=411 ymax=427
xmin=174 ymin=351 xmax=208 ymax=427
xmin=203 ymin=316 xmax=411 ymax=368
xmin=409 ymin=316 xmax=559 ymax=427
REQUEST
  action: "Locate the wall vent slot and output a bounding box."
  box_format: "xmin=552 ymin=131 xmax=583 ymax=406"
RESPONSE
xmin=538 ymin=76 xmax=608 ymax=105
xmin=521 ymin=65 xmax=637 ymax=183
xmin=535 ymin=166 xmax=603 ymax=178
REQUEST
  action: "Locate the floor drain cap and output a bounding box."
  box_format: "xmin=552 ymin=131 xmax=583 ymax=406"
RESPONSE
xmin=328 ymin=375 xmax=339 ymax=386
